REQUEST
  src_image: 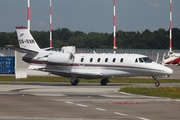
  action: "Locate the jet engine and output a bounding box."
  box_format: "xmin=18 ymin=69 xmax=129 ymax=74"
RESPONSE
xmin=48 ymin=53 xmax=74 ymax=64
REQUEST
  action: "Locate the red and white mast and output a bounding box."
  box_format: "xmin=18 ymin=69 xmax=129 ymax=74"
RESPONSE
xmin=50 ymin=0 xmax=53 ymax=47
xmin=27 ymin=0 xmax=30 ymax=30
xmin=169 ymin=0 xmax=173 ymax=54
xmin=113 ymin=0 xmax=117 ymax=54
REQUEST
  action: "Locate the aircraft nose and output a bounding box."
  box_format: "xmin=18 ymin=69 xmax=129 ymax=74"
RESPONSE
xmin=165 ymin=67 xmax=173 ymax=75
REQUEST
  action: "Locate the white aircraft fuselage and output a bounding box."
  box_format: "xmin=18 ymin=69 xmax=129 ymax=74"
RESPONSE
xmin=7 ymin=26 xmax=173 ymax=87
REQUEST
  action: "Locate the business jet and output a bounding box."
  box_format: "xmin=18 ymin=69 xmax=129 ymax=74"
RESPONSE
xmin=7 ymin=26 xmax=173 ymax=87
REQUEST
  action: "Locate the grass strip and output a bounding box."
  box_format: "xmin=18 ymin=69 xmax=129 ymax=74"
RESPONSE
xmin=120 ymin=86 xmax=180 ymax=99
xmin=0 ymin=76 xmax=180 ymax=83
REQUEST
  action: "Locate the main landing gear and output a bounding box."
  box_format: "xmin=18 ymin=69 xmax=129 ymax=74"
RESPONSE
xmin=152 ymin=76 xmax=160 ymax=87
xmin=71 ymin=77 xmax=79 ymax=85
xmin=70 ymin=77 xmax=110 ymax=86
xmin=100 ymin=78 xmax=110 ymax=86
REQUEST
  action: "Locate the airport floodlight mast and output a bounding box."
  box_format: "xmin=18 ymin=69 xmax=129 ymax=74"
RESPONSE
xmin=27 ymin=0 xmax=30 ymax=30
xmin=27 ymin=0 xmax=53 ymax=47
xmin=50 ymin=0 xmax=53 ymax=47
xmin=113 ymin=0 xmax=117 ymax=54
xmin=169 ymin=0 xmax=173 ymax=54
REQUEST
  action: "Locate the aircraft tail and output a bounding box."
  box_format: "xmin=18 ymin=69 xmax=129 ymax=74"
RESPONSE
xmin=16 ymin=26 xmax=41 ymax=52
xmin=6 ymin=26 xmax=47 ymax=64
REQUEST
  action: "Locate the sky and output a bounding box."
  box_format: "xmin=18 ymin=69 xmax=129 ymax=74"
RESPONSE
xmin=0 ymin=0 xmax=180 ymax=33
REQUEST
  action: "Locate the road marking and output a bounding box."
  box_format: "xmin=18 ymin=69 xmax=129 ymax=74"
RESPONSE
xmin=114 ymin=112 xmax=150 ymax=120
xmin=76 ymin=104 xmax=88 ymax=107
xmin=65 ymin=101 xmax=74 ymax=104
xmin=175 ymin=99 xmax=180 ymax=102
xmin=110 ymin=102 xmax=140 ymax=104
xmin=137 ymin=117 xmax=150 ymax=120
xmin=95 ymin=108 xmax=107 ymax=111
xmin=119 ymin=92 xmax=132 ymax=96
xmin=32 ymin=93 xmax=66 ymax=97
xmin=114 ymin=112 xmax=128 ymax=116
xmin=101 ymin=95 xmax=130 ymax=98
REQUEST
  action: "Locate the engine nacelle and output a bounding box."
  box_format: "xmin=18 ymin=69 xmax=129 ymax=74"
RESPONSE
xmin=48 ymin=53 xmax=74 ymax=64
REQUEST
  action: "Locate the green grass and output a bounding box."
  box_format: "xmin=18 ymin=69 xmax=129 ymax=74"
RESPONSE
xmin=120 ymin=86 xmax=180 ymax=99
xmin=0 ymin=76 xmax=180 ymax=83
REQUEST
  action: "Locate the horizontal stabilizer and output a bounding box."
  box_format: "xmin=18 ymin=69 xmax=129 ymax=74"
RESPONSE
xmin=6 ymin=45 xmax=38 ymax=54
xmin=42 ymin=47 xmax=54 ymax=51
xmin=28 ymin=65 xmax=46 ymax=70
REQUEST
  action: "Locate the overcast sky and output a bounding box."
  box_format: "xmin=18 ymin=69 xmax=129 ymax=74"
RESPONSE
xmin=0 ymin=0 xmax=180 ymax=33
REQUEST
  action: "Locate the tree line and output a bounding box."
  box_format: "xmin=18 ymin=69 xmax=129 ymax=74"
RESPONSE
xmin=0 ymin=28 xmax=180 ymax=49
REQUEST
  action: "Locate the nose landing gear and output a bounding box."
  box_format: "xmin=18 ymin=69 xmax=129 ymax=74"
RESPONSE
xmin=152 ymin=76 xmax=160 ymax=87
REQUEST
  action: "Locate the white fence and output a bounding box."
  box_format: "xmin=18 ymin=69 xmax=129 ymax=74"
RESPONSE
xmin=1 ymin=48 xmax=180 ymax=62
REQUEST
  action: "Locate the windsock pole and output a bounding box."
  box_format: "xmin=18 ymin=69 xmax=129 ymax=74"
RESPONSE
xmin=27 ymin=0 xmax=30 ymax=30
xmin=169 ymin=0 xmax=173 ymax=54
xmin=50 ymin=0 xmax=53 ymax=47
xmin=113 ymin=0 xmax=117 ymax=54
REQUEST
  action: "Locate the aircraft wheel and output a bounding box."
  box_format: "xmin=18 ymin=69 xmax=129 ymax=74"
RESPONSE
xmin=154 ymin=81 xmax=160 ymax=87
xmin=71 ymin=79 xmax=79 ymax=85
xmin=100 ymin=78 xmax=109 ymax=86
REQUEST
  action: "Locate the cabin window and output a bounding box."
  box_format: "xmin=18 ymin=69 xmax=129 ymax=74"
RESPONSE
xmin=139 ymin=58 xmax=144 ymax=63
xmin=113 ymin=58 xmax=116 ymax=62
xmin=97 ymin=58 xmax=101 ymax=62
xmin=120 ymin=58 xmax=124 ymax=63
xmin=135 ymin=58 xmax=138 ymax=63
xmin=105 ymin=58 xmax=108 ymax=62
xmin=90 ymin=58 xmax=93 ymax=62
xmin=81 ymin=58 xmax=84 ymax=62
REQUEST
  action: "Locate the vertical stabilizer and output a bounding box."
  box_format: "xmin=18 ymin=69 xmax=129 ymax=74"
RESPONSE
xmin=16 ymin=26 xmax=41 ymax=52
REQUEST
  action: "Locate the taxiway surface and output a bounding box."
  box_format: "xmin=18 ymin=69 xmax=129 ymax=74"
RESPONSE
xmin=0 ymin=83 xmax=180 ymax=120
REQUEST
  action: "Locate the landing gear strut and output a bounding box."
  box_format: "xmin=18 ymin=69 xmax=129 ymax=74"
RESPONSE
xmin=71 ymin=77 xmax=79 ymax=85
xmin=152 ymin=76 xmax=160 ymax=87
xmin=100 ymin=78 xmax=109 ymax=86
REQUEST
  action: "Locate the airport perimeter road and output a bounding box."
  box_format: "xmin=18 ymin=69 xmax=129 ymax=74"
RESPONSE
xmin=0 ymin=83 xmax=180 ymax=120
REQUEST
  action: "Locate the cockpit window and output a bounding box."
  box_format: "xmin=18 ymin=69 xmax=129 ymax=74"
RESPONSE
xmin=139 ymin=58 xmax=144 ymax=63
xmin=142 ymin=57 xmax=153 ymax=63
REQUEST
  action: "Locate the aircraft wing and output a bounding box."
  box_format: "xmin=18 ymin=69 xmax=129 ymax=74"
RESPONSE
xmin=38 ymin=68 xmax=104 ymax=79
xmin=6 ymin=45 xmax=38 ymax=54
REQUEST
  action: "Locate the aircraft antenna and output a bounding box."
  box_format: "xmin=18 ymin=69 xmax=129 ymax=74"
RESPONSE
xmin=27 ymin=0 xmax=30 ymax=30
xmin=169 ymin=0 xmax=173 ymax=54
xmin=113 ymin=0 xmax=117 ymax=54
xmin=50 ymin=0 xmax=53 ymax=47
